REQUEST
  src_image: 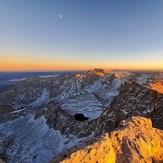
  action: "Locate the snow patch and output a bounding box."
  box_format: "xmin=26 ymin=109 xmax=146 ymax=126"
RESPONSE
xmin=30 ymin=90 xmax=49 ymax=108
xmin=0 ymin=115 xmax=84 ymax=163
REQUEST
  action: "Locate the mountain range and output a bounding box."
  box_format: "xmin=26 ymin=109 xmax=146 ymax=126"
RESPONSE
xmin=0 ymin=69 xmax=163 ymax=163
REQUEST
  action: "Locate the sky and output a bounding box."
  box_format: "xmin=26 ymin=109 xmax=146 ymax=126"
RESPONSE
xmin=0 ymin=0 xmax=163 ymax=71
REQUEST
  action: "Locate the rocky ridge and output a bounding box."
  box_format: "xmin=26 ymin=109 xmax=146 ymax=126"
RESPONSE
xmin=49 ymin=116 xmax=163 ymax=163
xmin=95 ymin=81 xmax=163 ymax=136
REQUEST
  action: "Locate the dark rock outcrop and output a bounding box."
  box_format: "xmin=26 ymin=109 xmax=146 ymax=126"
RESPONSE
xmin=74 ymin=113 xmax=89 ymax=121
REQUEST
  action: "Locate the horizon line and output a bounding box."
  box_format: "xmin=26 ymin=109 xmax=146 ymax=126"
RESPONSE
xmin=0 ymin=68 xmax=163 ymax=73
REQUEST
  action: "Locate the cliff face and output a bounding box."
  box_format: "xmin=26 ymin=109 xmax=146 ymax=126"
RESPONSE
xmin=49 ymin=116 xmax=163 ymax=163
xmin=95 ymin=81 xmax=163 ymax=136
xmin=147 ymin=78 xmax=163 ymax=94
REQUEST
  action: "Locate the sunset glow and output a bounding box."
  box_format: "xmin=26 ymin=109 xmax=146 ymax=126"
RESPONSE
xmin=1 ymin=51 xmax=163 ymax=71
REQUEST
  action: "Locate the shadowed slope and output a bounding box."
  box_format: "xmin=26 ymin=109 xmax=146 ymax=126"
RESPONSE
xmin=95 ymin=81 xmax=163 ymax=136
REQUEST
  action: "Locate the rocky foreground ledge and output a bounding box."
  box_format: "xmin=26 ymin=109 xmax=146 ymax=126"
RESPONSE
xmin=49 ymin=116 xmax=163 ymax=163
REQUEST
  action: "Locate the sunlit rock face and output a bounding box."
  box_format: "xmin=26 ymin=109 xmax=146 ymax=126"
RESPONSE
xmin=49 ymin=116 xmax=163 ymax=163
xmin=147 ymin=78 xmax=163 ymax=94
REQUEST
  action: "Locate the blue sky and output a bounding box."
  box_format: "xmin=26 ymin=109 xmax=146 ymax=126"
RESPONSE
xmin=0 ymin=0 xmax=163 ymax=71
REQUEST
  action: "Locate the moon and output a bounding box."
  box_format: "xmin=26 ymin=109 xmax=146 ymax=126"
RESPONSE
xmin=60 ymin=15 xmax=62 ymax=18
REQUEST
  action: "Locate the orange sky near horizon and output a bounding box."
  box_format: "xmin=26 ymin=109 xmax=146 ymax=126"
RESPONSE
xmin=1 ymin=49 xmax=163 ymax=72
xmin=1 ymin=56 xmax=163 ymax=71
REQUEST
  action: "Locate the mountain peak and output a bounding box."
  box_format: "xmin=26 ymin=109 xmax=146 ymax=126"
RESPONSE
xmin=89 ymin=68 xmax=112 ymax=76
